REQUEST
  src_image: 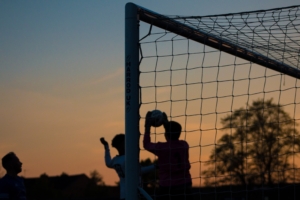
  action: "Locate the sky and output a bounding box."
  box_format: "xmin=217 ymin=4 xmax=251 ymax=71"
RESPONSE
xmin=1 ymin=0 xmax=300 ymax=186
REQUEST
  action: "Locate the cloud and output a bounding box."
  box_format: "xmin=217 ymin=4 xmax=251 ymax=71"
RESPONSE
xmin=85 ymin=68 xmax=123 ymax=87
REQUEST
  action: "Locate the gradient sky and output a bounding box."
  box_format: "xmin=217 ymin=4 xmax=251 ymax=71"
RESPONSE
xmin=1 ymin=0 xmax=299 ymax=186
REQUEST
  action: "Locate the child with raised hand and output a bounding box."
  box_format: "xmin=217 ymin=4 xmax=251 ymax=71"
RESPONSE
xmin=143 ymin=111 xmax=192 ymax=200
xmin=100 ymin=134 xmax=155 ymax=200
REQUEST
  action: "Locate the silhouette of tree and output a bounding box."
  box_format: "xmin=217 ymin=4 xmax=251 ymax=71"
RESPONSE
xmin=30 ymin=173 xmax=62 ymax=199
xmin=85 ymin=170 xmax=108 ymax=197
xmin=89 ymin=170 xmax=105 ymax=186
xmin=203 ymin=98 xmax=300 ymax=186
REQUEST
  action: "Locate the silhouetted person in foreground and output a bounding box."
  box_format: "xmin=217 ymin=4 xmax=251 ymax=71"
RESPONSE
xmin=0 ymin=152 xmax=26 ymax=200
xmin=100 ymin=134 xmax=155 ymax=200
xmin=144 ymin=111 xmax=192 ymax=200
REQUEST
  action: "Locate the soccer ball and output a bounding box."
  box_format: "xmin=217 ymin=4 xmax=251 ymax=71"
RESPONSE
xmin=151 ymin=110 xmax=164 ymax=127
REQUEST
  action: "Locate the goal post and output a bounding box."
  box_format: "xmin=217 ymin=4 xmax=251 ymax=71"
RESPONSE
xmin=125 ymin=3 xmax=140 ymax=200
xmin=125 ymin=2 xmax=300 ymax=200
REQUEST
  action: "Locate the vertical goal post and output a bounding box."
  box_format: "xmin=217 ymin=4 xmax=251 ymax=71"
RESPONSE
xmin=125 ymin=2 xmax=300 ymax=200
xmin=125 ymin=3 xmax=140 ymax=200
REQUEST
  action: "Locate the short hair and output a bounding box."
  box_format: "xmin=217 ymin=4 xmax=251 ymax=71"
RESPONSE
xmin=2 ymin=152 xmax=16 ymax=170
xmin=112 ymin=134 xmax=125 ymax=148
xmin=164 ymin=121 xmax=182 ymax=140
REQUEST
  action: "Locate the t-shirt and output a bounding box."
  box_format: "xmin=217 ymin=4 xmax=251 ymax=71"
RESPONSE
xmin=0 ymin=174 xmax=26 ymax=200
xmin=143 ymin=132 xmax=192 ymax=187
xmin=103 ymin=147 xmax=155 ymax=199
xmin=104 ymin=148 xmax=126 ymax=199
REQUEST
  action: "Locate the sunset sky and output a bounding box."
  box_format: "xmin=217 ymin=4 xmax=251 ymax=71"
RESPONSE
xmin=1 ymin=0 xmax=300 ymax=186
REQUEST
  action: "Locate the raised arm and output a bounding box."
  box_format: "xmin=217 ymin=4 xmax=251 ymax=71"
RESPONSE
xmin=143 ymin=111 xmax=157 ymax=153
xmin=100 ymin=137 xmax=114 ymax=168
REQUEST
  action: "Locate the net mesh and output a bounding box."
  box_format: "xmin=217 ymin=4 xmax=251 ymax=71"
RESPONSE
xmin=172 ymin=6 xmax=300 ymax=70
xmin=137 ymin=5 xmax=300 ymax=199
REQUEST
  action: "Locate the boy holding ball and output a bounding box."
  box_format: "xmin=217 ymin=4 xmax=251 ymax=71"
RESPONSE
xmin=143 ymin=111 xmax=192 ymax=200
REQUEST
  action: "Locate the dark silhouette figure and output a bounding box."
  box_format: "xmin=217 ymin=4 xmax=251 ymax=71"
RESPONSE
xmin=0 ymin=152 xmax=26 ymax=200
xmin=100 ymin=134 xmax=155 ymax=200
xmin=143 ymin=111 xmax=192 ymax=200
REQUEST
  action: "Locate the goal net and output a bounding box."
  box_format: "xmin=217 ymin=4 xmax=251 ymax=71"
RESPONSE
xmin=125 ymin=3 xmax=300 ymax=200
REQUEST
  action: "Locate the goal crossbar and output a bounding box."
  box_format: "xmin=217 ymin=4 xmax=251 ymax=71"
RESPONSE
xmin=137 ymin=6 xmax=300 ymax=79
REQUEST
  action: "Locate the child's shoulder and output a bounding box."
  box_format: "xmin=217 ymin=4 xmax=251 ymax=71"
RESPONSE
xmin=166 ymin=141 xmax=189 ymax=153
xmin=178 ymin=139 xmax=188 ymax=143
xmin=176 ymin=140 xmax=189 ymax=147
xmin=112 ymin=154 xmax=125 ymax=161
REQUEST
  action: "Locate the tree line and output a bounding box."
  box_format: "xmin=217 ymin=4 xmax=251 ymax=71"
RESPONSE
xmin=203 ymin=98 xmax=300 ymax=186
xmin=2 ymin=98 xmax=300 ymax=198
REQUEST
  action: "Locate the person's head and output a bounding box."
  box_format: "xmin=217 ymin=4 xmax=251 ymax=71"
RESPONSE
xmin=112 ymin=134 xmax=125 ymax=153
xmin=164 ymin=121 xmax=182 ymax=141
xmin=2 ymin=152 xmax=22 ymax=175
